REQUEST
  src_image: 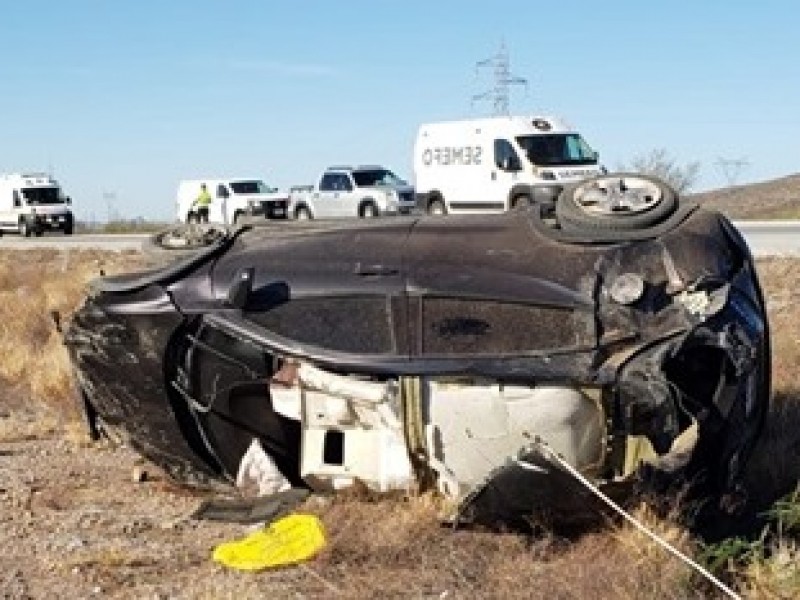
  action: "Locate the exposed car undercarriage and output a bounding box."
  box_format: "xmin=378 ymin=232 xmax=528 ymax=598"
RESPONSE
xmin=65 ymin=175 xmax=770 ymax=527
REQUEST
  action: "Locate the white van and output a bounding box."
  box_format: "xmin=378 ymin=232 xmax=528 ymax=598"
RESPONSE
xmin=0 ymin=173 xmax=74 ymax=236
xmin=413 ymin=115 xmax=604 ymax=214
xmin=176 ymin=178 xmax=288 ymax=225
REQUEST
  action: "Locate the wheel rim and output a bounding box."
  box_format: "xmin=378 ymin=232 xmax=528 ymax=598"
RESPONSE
xmin=296 ymin=209 xmax=310 ymax=220
xmin=429 ymin=201 xmax=445 ymax=215
xmin=573 ymin=176 xmax=662 ymax=216
xmin=363 ymin=205 xmax=378 ymax=217
xmin=513 ymin=196 xmax=531 ymax=210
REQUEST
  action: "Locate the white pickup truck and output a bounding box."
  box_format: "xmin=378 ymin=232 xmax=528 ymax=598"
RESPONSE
xmin=289 ymin=165 xmax=416 ymax=219
xmin=176 ymin=178 xmax=289 ymax=225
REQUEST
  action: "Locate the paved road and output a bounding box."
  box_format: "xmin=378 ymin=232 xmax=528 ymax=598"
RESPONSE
xmin=0 ymin=233 xmax=149 ymax=251
xmin=0 ymin=222 xmax=797 ymax=256
xmin=731 ymin=221 xmax=800 ymax=257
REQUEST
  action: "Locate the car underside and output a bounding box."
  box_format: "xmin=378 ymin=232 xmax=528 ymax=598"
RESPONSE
xmin=65 ymin=175 xmax=770 ymax=527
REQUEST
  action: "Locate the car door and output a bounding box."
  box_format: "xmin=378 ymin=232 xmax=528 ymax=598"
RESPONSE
xmin=314 ymin=173 xmax=337 ymax=218
xmin=213 ymin=183 xmax=230 ymax=224
xmin=479 ymin=138 xmax=523 ymax=211
xmin=324 ymin=173 xmax=353 ymax=218
xmin=337 ymin=173 xmax=360 ymax=217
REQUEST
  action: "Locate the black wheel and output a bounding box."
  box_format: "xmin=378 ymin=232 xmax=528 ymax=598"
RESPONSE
xmin=294 ymin=206 xmax=312 ymax=220
xmin=34 ymin=228 xmax=44 ymax=237
xmin=360 ymin=202 xmax=379 ymax=218
xmin=428 ymin=197 xmax=447 ymax=215
xmin=512 ymin=195 xmax=532 ymax=211
xmin=187 ymin=212 xmax=200 ymax=225
xmin=556 ymin=173 xmax=678 ymax=232
xmin=18 ymin=219 xmax=31 ymax=237
xmin=144 ymin=223 xmax=230 ymax=264
xmin=63 ymin=224 xmax=74 ymax=235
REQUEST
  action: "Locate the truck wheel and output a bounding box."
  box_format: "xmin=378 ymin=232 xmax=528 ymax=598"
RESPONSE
xmin=295 ymin=206 xmax=312 ymax=220
xmin=428 ymin=198 xmax=447 ymax=215
xmin=187 ymin=213 xmax=199 ymax=225
xmin=63 ymin=223 xmax=74 ymax=235
xmin=18 ymin=219 xmax=31 ymax=238
xmin=556 ymin=173 xmax=678 ymax=233
xmin=359 ymin=202 xmax=379 ymax=218
xmin=512 ymin=195 xmax=532 ymax=211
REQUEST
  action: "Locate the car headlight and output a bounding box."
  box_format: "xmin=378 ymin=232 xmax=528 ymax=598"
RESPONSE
xmin=609 ymin=273 xmax=645 ymax=305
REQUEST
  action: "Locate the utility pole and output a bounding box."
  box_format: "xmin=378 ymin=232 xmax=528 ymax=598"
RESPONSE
xmin=102 ymin=191 xmax=117 ymax=223
xmin=715 ymin=157 xmax=749 ymax=187
xmin=472 ymin=42 xmax=528 ymax=116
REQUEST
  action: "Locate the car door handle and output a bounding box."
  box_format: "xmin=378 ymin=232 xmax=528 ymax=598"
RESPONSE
xmin=354 ymin=263 xmax=399 ymax=277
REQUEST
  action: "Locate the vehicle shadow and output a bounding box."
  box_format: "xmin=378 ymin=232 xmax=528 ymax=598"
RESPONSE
xmin=743 ymin=388 xmax=800 ymax=512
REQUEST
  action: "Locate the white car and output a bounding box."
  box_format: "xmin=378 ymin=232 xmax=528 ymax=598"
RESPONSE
xmin=176 ymin=178 xmax=288 ymax=225
xmin=289 ymin=166 xmax=416 ymax=219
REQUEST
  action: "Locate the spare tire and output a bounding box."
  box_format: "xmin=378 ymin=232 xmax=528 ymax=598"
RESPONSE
xmin=556 ymin=173 xmax=678 ymax=233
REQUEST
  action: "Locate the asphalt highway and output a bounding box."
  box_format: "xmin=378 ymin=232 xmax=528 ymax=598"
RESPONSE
xmin=0 ymin=222 xmax=797 ymax=256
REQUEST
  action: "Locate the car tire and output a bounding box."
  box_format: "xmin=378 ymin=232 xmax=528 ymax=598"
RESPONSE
xmin=512 ymin=195 xmax=532 ymax=211
xmin=556 ymin=173 xmax=678 ymax=233
xmin=295 ymin=206 xmax=312 ymax=220
xmin=360 ymin=202 xmax=379 ymax=218
xmin=187 ymin=213 xmax=199 ymax=225
xmin=144 ymin=223 xmax=230 ymax=264
xmin=428 ymin=197 xmax=447 ymax=216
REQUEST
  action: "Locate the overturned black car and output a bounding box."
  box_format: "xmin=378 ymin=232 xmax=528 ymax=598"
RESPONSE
xmin=65 ymin=174 xmax=770 ymax=525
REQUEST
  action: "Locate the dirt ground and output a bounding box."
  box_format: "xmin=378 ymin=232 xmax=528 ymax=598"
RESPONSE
xmin=2 ymin=251 xmax=799 ymax=599
xmin=2 ymin=400 xmax=717 ymax=599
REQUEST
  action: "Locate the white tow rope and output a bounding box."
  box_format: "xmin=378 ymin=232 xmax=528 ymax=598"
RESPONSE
xmin=528 ymin=439 xmax=742 ymax=600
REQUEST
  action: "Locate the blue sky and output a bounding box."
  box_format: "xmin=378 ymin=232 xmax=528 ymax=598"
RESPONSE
xmin=1 ymin=0 xmax=798 ymax=221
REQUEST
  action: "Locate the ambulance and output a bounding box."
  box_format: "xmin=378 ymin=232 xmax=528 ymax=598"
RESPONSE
xmin=413 ymin=115 xmax=603 ymax=214
xmin=0 ymin=172 xmax=74 ymax=236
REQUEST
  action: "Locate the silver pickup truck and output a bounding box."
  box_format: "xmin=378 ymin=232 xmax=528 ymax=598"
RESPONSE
xmin=289 ymin=165 xmax=416 ymax=219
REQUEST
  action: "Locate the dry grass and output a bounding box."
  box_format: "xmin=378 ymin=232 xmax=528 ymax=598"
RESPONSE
xmin=690 ymin=173 xmax=800 ymax=219
xmin=1 ymin=250 xmax=800 ymax=597
xmin=0 ymin=249 xmax=144 ymax=413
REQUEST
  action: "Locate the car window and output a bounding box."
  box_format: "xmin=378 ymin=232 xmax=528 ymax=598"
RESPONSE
xmin=337 ymin=174 xmax=353 ymax=192
xmin=319 ymin=174 xmax=339 ymax=192
xmin=230 ymin=180 xmax=269 ymax=194
xmin=494 ymin=139 xmax=521 ymax=171
xmin=244 ymin=296 xmax=394 ymax=354
xmin=516 ymin=134 xmax=597 ymax=166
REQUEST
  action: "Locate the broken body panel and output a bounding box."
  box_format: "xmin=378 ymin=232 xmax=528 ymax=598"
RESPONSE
xmin=66 ymin=205 xmax=770 ymax=523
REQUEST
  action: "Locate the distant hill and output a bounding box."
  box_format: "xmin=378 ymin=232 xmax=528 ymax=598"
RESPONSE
xmin=688 ymin=173 xmax=800 ymax=219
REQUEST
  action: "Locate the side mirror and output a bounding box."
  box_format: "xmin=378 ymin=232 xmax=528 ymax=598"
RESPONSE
xmin=13 ymin=199 xmax=21 ymax=208
xmin=227 ymin=267 xmax=255 ymax=309
xmin=66 ymin=197 xmax=72 ymax=205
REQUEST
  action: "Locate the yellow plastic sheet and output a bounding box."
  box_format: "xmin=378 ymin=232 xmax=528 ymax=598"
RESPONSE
xmin=212 ymin=514 xmax=326 ymax=571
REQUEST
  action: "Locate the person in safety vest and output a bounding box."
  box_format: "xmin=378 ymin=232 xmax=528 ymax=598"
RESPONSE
xmin=194 ymin=183 xmax=212 ymax=223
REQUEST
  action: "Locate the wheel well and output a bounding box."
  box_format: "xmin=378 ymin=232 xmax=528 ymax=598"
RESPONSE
xmin=427 ymin=191 xmax=444 ymax=208
xmin=294 ymin=203 xmax=310 ymax=217
xmin=359 ymin=199 xmax=377 ymax=214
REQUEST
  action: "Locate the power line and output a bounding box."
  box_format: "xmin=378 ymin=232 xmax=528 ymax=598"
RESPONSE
xmin=472 ymin=42 xmax=528 ymax=116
